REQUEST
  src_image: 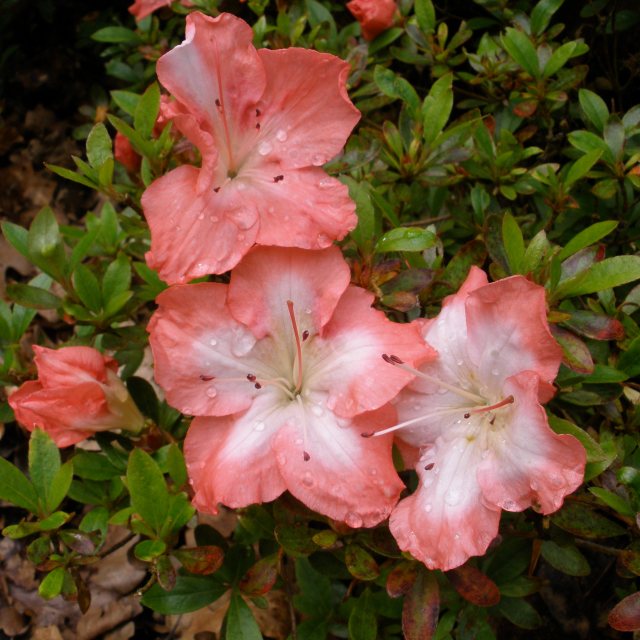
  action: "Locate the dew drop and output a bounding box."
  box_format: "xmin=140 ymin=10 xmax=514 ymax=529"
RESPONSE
xmin=503 ymin=500 xmax=517 ymax=510
xmin=444 ymin=488 xmax=462 ymax=506
xmin=304 ymin=307 xmax=312 ymax=314
xmin=370 ymin=468 xmax=378 ymax=476
xmin=210 ymin=215 xmax=219 ymax=222
xmin=318 ymin=178 xmax=333 ymax=188
xmin=456 ymin=359 xmax=464 ymax=366
xmin=277 ymin=454 xmax=287 ymax=466
xmin=268 ymin=206 xmax=275 ymax=214
xmin=209 ymin=338 xmax=217 ymax=346
xmin=311 ymin=154 xmax=325 ymax=166
xmin=276 ymin=129 xmax=288 ymax=142
xmin=176 ymin=225 xmax=182 ymax=231
xmin=424 ymin=503 xmax=432 ymax=513
xmin=345 ymin=512 xmax=363 ymax=529
xmin=311 ymin=405 xmax=323 ymax=417
xmin=491 ymin=368 xmax=500 ymax=376
xmin=295 ymin=437 xmax=303 ymax=445
xmin=454 ymin=532 xmax=461 ymax=540
xmin=206 ymin=386 xmax=217 ymax=398
xmin=197 ymin=213 xmax=205 ymax=220
xmin=254 ymin=421 xmax=265 ymax=432
xmin=258 ymin=141 xmax=272 ymax=156
xmin=302 ymin=472 xmax=314 ymax=488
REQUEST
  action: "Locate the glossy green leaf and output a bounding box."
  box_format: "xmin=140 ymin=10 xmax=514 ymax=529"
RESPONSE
xmin=39 ymin=567 xmax=65 ymax=600
xmin=86 ymin=123 xmax=113 ymax=169
xmin=502 ymin=28 xmax=540 ymax=77
xmin=0 ymin=457 xmax=39 ymax=514
xmin=225 ymin=592 xmax=263 ymax=640
xmin=559 ymin=256 xmax=640 ymax=297
xmin=134 ymin=82 xmax=161 ymax=139
xmin=29 ymin=429 xmax=61 ymax=515
xmin=540 ymin=540 xmax=590 ymax=576
xmin=349 ymin=589 xmax=377 ymax=640
xmin=127 ymin=449 xmax=169 ymax=536
xmin=376 ymin=227 xmax=437 ymax=253
xmin=6 ymin=284 xmax=61 ymax=310
xmin=579 ymin=88 xmax=609 ymax=132
xmin=141 ymin=574 xmax=227 ymax=614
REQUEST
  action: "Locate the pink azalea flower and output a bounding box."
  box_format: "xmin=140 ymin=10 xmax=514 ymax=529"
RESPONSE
xmin=380 ymin=267 xmax=585 ymax=571
xmin=148 ymin=246 xmax=434 ymax=526
xmin=129 ymin=0 xmax=192 ymax=21
xmin=142 ymin=12 xmax=361 ymax=284
xmin=347 ymin=0 xmax=396 ymax=41
xmin=9 ymin=346 xmax=144 ymax=448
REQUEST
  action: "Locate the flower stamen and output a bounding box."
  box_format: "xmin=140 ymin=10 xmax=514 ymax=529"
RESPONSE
xmin=287 ymin=300 xmax=304 ymax=393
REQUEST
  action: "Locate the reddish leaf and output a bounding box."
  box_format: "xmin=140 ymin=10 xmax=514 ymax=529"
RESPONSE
xmin=156 ymin=555 xmax=177 ymax=591
xmin=550 ymin=325 xmax=594 ymax=374
xmin=386 ymin=561 xmax=419 ymax=598
xmin=563 ymin=311 xmax=624 ymax=341
xmin=173 ymin=546 xmax=224 ymax=575
xmin=513 ymin=99 xmax=539 ymax=118
xmin=609 ymin=591 xmax=640 ymax=631
xmin=447 ymin=564 xmax=501 ymax=607
xmin=345 ymin=544 xmax=380 ymax=581
xmin=239 ymin=553 xmax=279 ymax=597
xmin=402 ymin=567 xmax=439 ymax=640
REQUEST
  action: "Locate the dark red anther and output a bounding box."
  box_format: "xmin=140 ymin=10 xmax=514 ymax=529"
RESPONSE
xmin=389 ymin=354 xmax=404 ymax=364
xmin=215 ymin=98 xmax=221 ymax=108
xmin=254 ymin=382 xmax=262 ymax=389
xmin=303 ymin=451 xmax=310 ymax=461
xmin=302 ymin=330 xmax=309 ymax=341
xmin=463 ymin=413 xmax=470 ymax=419
xmin=256 ymin=123 xmax=261 ymax=130
xmin=247 ymin=374 xmax=257 ymax=382
xmin=424 ymin=463 xmax=435 ymax=471
xmin=381 ymin=354 xmax=392 ymax=363
xmin=214 ymin=187 xmax=220 ymax=193
xmin=361 ymin=432 xmax=373 ymax=438
xmin=273 ymin=175 xmax=284 ymax=183
xmin=200 ymin=374 xmax=215 ymax=381
xmin=255 ymin=108 xmax=261 ymax=117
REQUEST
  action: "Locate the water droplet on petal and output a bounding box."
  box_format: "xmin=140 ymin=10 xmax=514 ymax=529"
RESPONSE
xmin=318 ymin=177 xmax=333 ymax=188
xmin=277 ymin=454 xmax=287 ymax=466
xmin=302 ymin=472 xmax=314 ymax=488
xmin=210 ymin=215 xmax=219 ymax=222
xmin=491 ymin=368 xmax=500 ymax=376
xmin=311 ymin=153 xmax=325 ymax=166
xmin=295 ymin=438 xmax=303 ymax=445
xmin=424 ymin=503 xmax=432 ymax=513
xmin=276 ymin=129 xmax=288 ymax=142
xmin=503 ymin=500 xmax=517 ymax=510
xmin=370 ymin=468 xmax=378 ymax=476
xmin=206 ymin=386 xmax=217 ymax=398
xmin=456 ymin=359 xmax=464 ymax=366
xmin=258 ymin=141 xmax=272 ymax=156
xmin=209 ymin=338 xmax=217 ymax=346
xmin=437 ymin=387 xmax=448 ymax=395
xmin=311 ymin=405 xmax=323 ymax=417
xmin=254 ymin=421 xmax=265 ymax=432
xmin=444 ymin=488 xmax=462 ymax=506
xmin=197 ymin=213 xmax=204 ymax=220
xmin=454 ymin=532 xmax=461 ymax=540
xmin=345 ymin=512 xmax=363 ymax=529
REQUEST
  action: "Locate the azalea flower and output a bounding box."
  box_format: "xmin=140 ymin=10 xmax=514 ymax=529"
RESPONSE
xmin=347 ymin=0 xmax=396 ymax=41
xmin=9 ymin=346 xmax=144 ymax=448
xmin=142 ymin=12 xmax=361 ymax=284
xmin=147 ymin=246 xmax=434 ymax=526
xmin=379 ymin=268 xmax=585 ymax=570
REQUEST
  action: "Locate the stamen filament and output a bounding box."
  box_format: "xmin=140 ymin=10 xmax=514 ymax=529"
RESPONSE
xmin=287 ymin=300 xmax=304 ymax=393
xmin=362 ymin=406 xmax=469 ymax=438
xmin=466 ymin=395 xmax=514 ymax=415
xmin=381 ymin=354 xmax=485 ymax=404
xmin=296 ymin=395 xmax=311 ymax=461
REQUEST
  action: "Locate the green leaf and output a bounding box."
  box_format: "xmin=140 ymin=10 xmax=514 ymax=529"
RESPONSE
xmin=552 ymin=501 xmax=627 ymax=538
xmin=165 ymin=443 xmax=187 ymax=487
xmin=46 ymin=163 xmax=97 ymax=189
xmin=564 ymin=149 xmax=603 ymax=187
xmin=540 ymin=540 xmax=590 ymax=576
xmin=39 ymin=567 xmax=65 ymax=600
xmin=376 ymin=227 xmax=437 ymax=253
xmin=134 ymin=539 xmax=167 ymax=561
xmin=0 ymin=457 xmax=39 ymax=513
xmin=47 ymin=461 xmax=73 ymax=514
xmin=127 ymin=449 xmax=169 ymax=536
xmin=2 ymin=221 xmax=29 ymax=258
xmin=502 ymin=212 xmax=525 ymax=274
xmin=225 ymin=592 xmax=263 ymax=640
xmin=86 ymin=123 xmax=113 ymax=169
xmin=559 ymin=256 xmax=640 ymax=297
xmin=73 ymin=265 xmax=102 ymax=313
xmin=497 ymin=597 xmax=542 ymax=629
xmin=530 ymin=0 xmax=564 ymax=35
xmin=502 ymin=28 xmax=540 ymax=78
xmin=6 ymin=284 xmax=61 ymax=310
xmin=543 ymin=41 xmax=580 ymax=77
xmin=604 ymin=116 xmax=625 ymax=162
xmin=557 ymin=220 xmax=618 ymax=261
xmin=68 ymin=225 xmax=100 ymax=275
xmin=578 ymin=88 xmax=609 ymax=132
xmin=547 ymin=414 xmax=608 ymax=464
xmin=29 ymin=430 xmax=61 ymax=515
xmin=402 ymin=568 xmax=439 ymax=640
xmin=589 ymin=487 xmax=635 ymax=517
xmin=567 ymin=130 xmax=612 ymax=162
xmin=174 ymin=546 xmax=225 ymax=576
xmin=345 ymin=544 xmax=379 ymax=581
xmin=342 ymin=177 xmax=376 ymax=252
xmin=349 ymin=589 xmax=377 ymax=640
xmin=111 ymin=90 xmax=140 ymax=117
xmin=422 ymin=73 xmax=454 ymax=145
xmin=141 ymin=574 xmax=227 ymax=614
xmin=134 ymin=83 xmax=161 ymax=139
xmin=293 ymin=558 xmax=333 ymax=617
xmin=92 ymin=26 xmax=142 ymax=44
xmin=415 ymin=0 xmax=436 ymax=34
xmin=28 ymin=207 xmax=61 ymax=259
xmin=102 ymin=253 xmax=131 ymax=303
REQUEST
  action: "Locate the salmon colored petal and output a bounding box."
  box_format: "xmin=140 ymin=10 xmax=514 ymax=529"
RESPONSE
xmin=241 ymin=168 xmax=357 ymax=250
xmin=228 ymin=246 xmax=350 ymax=340
xmin=477 ymin=371 xmax=586 ymax=514
xmin=142 ymin=165 xmax=259 ymax=283
xmin=308 ymin=286 xmax=435 ymax=417
xmin=254 ymin=48 xmax=360 ymax=170
xmin=33 ymin=345 xmax=114 ymax=386
xmin=347 ymin=0 xmax=396 ymax=40
xmin=129 ymin=0 xmax=170 ymax=20
xmin=148 ymin=282 xmax=268 ymax=416
xmin=273 ymin=403 xmax=404 ymax=527
xmin=156 ymin=12 xmax=265 ymax=166
xmin=389 ymin=439 xmax=501 ymax=571
xmin=465 ymin=275 xmax=562 ymax=388
xmin=184 ymin=397 xmax=288 ymax=514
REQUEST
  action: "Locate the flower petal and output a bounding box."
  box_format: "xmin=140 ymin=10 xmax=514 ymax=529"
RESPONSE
xmin=184 ymin=394 xmax=288 ymax=514
xmin=156 ymin=12 xmax=265 ymax=165
xmin=254 ymin=48 xmax=360 ymax=170
xmin=142 ymin=165 xmax=259 ymax=283
xmin=308 ymin=286 xmax=435 ymax=417
xmin=347 ymin=0 xmax=396 ymax=40
xmin=273 ymin=402 xmax=404 ymax=526
xmin=227 ymin=246 xmax=350 ymax=340
xmin=465 ymin=275 xmax=562 ymax=389
xmin=33 ymin=345 xmax=114 ymax=387
xmin=389 ymin=438 xmax=501 ymax=571
xmin=477 ymin=371 xmax=585 ymax=514
xmin=148 ymin=282 xmax=266 ymax=416
xmin=237 ymin=168 xmax=357 ymax=250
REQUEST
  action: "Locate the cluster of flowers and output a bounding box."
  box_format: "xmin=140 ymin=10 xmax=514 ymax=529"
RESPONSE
xmin=10 ymin=12 xmax=585 ymax=572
